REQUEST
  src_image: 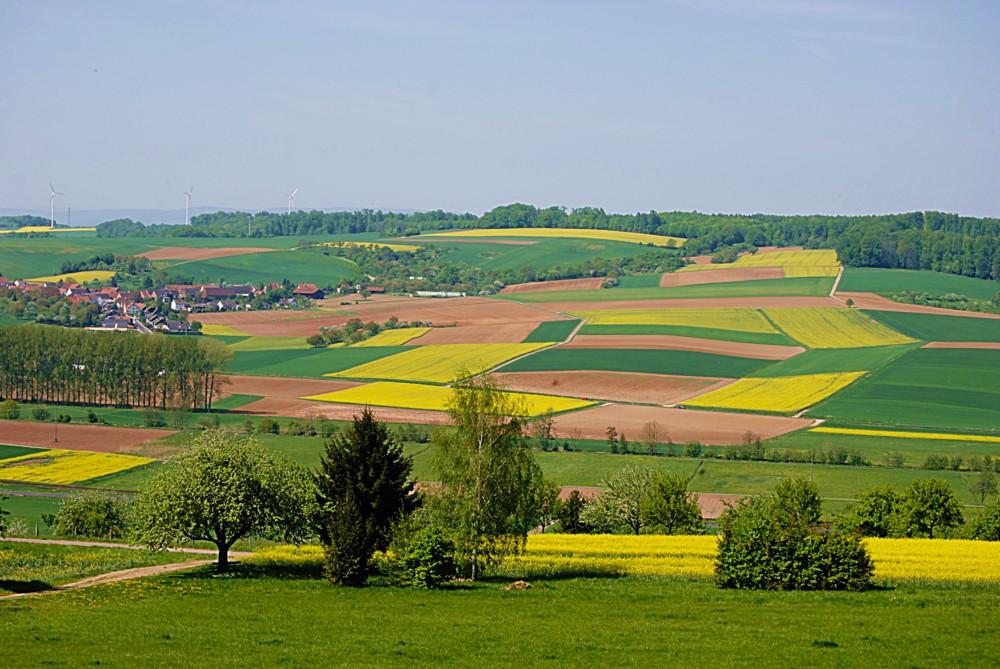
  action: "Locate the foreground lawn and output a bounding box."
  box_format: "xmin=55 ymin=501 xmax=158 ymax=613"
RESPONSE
xmin=1 ymin=568 xmax=996 ymax=668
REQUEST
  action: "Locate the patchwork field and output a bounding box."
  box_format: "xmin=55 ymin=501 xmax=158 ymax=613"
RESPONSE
xmin=570 ymin=307 xmax=779 ymax=333
xmin=763 ymin=308 xmax=918 ymax=349
xmin=405 ymin=323 xmax=540 ymax=345
xmin=327 ymin=343 xmax=555 ymax=383
xmin=561 ymin=334 xmax=804 ymax=360
xmin=660 ymin=267 xmax=784 ymax=287
xmin=352 ymin=327 xmax=431 ymax=347
xmin=156 ymin=249 xmax=358 ymax=286
xmin=501 ymin=348 xmax=772 ymax=378
xmin=679 ymin=248 xmax=840 ymax=277
xmin=303 ymin=381 xmax=596 ymax=416
xmin=684 ymin=371 xmax=867 ymax=413
xmin=308 ymin=295 xmax=569 ymax=327
xmin=226 ymin=346 xmax=409 ymax=378
xmin=0 ymin=448 xmax=154 ymax=485
xmin=500 ymin=277 xmax=605 ymax=293
xmin=495 ymin=371 xmax=732 ymax=405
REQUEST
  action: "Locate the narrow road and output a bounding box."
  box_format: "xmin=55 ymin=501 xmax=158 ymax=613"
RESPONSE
xmin=0 ymin=559 xmax=214 ymax=601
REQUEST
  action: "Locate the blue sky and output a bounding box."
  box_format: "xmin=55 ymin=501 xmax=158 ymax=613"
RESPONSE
xmin=2 ymin=1 xmax=998 ymax=218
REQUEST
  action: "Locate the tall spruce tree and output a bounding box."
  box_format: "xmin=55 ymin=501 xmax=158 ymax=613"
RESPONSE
xmin=315 ymin=408 xmax=418 ymax=586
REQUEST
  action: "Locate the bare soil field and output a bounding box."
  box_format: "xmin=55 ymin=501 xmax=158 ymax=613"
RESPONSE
xmin=406 ymin=323 xmax=541 ymax=345
xmin=922 ymin=341 xmax=1000 ymax=349
xmin=236 ymin=398 xmax=451 ymax=425
xmin=137 ymin=247 xmax=279 ymax=261
xmin=0 ymin=421 xmax=175 ymax=452
xmin=312 ymin=295 xmax=569 ymax=327
xmin=495 ymin=371 xmax=733 ymax=405
xmin=544 ymin=296 xmax=842 ymax=312
xmin=500 ymin=278 xmax=605 ymax=294
xmin=660 ymin=267 xmax=784 ymax=287
xmin=836 ymin=292 xmax=1000 ymax=319
xmin=560 ymin=335 xmax=804 ymax=360
xmin=223 ymin=375 xmax=363 ymax=398
xmin=550 ymin=404 xmax=810 ymax=445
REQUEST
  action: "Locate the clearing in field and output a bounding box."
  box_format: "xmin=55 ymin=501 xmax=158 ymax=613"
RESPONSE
xmin=679 ymin=249 xmax=839 ymax=277
xmin=495 ymin=371 xmax=732 ymax=405
xmin=419 ymin=227 xmax=684 ymax=247
xmin=303 ymin=381 xmax=595 ymax=416
xmin=326 ymin=342 xmax=554 ymax=383
xmin=570 ymin=308 xmax=779 ymax=334
xmin=27 ymin=270 xmax=116 ymax=283
xmin=764 ymin=308 xmax=918 ymax=349
xmin=810 ymin=426 xmax=1000 ymax=443
xmin=0 ymin=448 xmax=154 ymax=485
xmin=684 ymin=371 xmax=866 ymax=413
xmin=352 ymin=327 xmax=431 ymax=347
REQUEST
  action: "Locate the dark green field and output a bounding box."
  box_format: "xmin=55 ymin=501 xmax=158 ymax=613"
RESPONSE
xmin=579 ymin=323 xmax=798 ymax=346
xmin=500 ymin=348 xmax=770 ymax=377
xmin=752 ymin=344 xmax=918 ymax=377
xmin=504 ymin=277 xmax=835 ymax=302
xmin=867 ymin=310 xmax=1000 ymax=342
xmin=813 ymin=348 xmax=1000 ymax=431
xmin=1 ymin=567 xmax=996 ymax=668
xmin=413 ymin=237 xmax=664 ymax=272
xmin=0 ymin=444 xmax=40 ymax=460
xmin=522 ymin=319 xmax=581 ymax=343
xmin=841 ymin=267 xmax=1000 ymax=300
xmin=225 ymin=346 xmax=408 ymax=378
xmin=160 ymin=248 xmax=358 ymax=285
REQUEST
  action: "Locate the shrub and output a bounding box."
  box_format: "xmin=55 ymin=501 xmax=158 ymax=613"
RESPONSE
xmin=143 ymin=409 xmax=166 ymax=428
xmin=399 ymin=526 xmax=456 ymax=588
xmin=968 ymin=500 xmax=1000 ymax=541
xmin=196 ymin=414 xmax=221 ymax=430
xmin=52 ymin=491 xmax=132 ymax=539
xmin=87 ymin=410 xmax=100 ymax=424
xmin=715 ymin=478 xmax=873 ymax=591
xmin=57 ymin=414 xmax=71 ymax=423
xmin=0 ymin=399 xmax=21 ymax=420
xmin=31 ymin=407 xmax=51 ymax=421
xmin=257 ymin=418 xmax=279 ymax=434
xmin=683 ymin=441 xmax=703 ymax=458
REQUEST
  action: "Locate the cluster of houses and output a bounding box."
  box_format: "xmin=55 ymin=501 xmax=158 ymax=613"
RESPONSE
xmin=0 ymin=277 xmax=330 ymax=334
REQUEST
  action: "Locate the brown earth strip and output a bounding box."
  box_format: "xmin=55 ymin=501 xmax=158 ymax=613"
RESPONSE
xmin=224 ymin=375 xmax=363 ymax=398
xmin=500 ymin=278 xmax=605 ymax=294
xmin=405 ymin=323 xmax=542 ymax=345
xmin=236 ymin=398 xmax=451 ymax=425
xmin=495 ymin=371 xmax=733 ymax=406
xmin=137 ymin=247 xmax=280 ymax=261
xmin=542 ymin=296 xmax=842 ymax=312
xmin=401 ymin=238 xmax=537 ymax=246
xmin=0 ymin=421 xmax=175 ymax=453
xmin=312 ymin=295 xmax=570 ymax=327
xmin=922 ymin=342 xmax=1000 ymax=349
xmin=836 ymin=292 xmax=1000 ymax=319
xmin=551 ymin=404 xmax=810 ymax=446
xmin=560 ymin=334 xmax=804 ymax=360
xmin=660 ymin=267 xmax=785 ymax=287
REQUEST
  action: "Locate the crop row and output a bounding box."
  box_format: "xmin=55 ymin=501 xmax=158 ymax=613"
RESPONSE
xmin=0 ymin=449 xmax=155 ymax=485
xmin=302 ymin=380 xmax=595 ymax=417
xmin=684 ymin=371 xmax=866 ymax=412
xmin=326 ymin=343 xmax=554 ymax=383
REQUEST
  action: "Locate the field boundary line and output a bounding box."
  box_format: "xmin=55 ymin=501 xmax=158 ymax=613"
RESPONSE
xmin=830 ymin=265 xmax=845 ymax=301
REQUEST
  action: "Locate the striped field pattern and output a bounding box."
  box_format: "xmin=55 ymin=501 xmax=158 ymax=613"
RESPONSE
xmin=351 ymin=327 xmax=432 ymax=347
xmin=326 ymin=343 xmax=555 ymax=383
xmin=810 ymin=426 xmax=1000 ymax=443
xmin=680 ymin=249 xmax=839 ymax=276
xmin=570 ymin=308 xmax=779 ymax=334
xmin=763 ymin=308 xmax=918 ymax=349
xmin=684 ymin=371 xmax=866 ymax=412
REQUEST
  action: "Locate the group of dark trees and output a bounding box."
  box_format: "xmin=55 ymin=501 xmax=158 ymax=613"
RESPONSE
xmin=0 ymin=325 xmax=231 ymax=410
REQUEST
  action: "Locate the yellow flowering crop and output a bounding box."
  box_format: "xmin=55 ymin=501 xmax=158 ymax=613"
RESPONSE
xmin=420 ymin=227 xmax=685 ymax=247
xmin=865 ymin=538 xmax=1000 ymax=584
xmin=810 ymin=426 xmax=1000 ymax=443
xmin=680 ymin=249 xmax=839 ymax=276
xmin=763 ymin=308 xmax=917 ymax=349
xmin=0 ymin=449 xmax=155 ymax=485
xmin=570 ymin=308 xmax=779 ymax=334
xmin=303 ymin=381 xmax=595 ymax=417
xmin=327 ymin=343 xmax=554 ymax=383
xmin=684 ymin=372 xmax=866 ymax=412
xmin=352 ymin=327 xmax=431 ymax=347
xmin=28 ymin=270 xmax=116 ymax=284
xmin=200 ymin=323 xmax=251 ymax=336
xmin=0 ymin=226 xmax=96 ymax=234
xmin=246 ymin=545 xmax=324 ymax=568
xmin=323 ymin=241 xmax=421 ymax=252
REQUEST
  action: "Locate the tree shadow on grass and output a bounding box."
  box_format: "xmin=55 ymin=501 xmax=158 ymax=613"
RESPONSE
xmin=170 ymin=561 xmax=324 ymax=582
xmin=0 ymin=579 xmax=54 ymax=594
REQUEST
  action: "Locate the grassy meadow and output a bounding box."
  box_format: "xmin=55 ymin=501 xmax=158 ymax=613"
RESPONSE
xmin=840 ymin=267 xmax=1000 ymax=300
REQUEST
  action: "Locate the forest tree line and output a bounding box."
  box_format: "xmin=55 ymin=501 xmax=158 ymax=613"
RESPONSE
xmin=0 ymin=325 xmax=231 ymax=410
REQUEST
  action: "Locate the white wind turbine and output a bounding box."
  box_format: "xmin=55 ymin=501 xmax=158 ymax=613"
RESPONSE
xmin=184 ymin=186 xmax=194 ymax=225
xmin=49 ymin=183 xmax=63 ymax=228
xmin=284 ymin=188 xmax=299 ymax=214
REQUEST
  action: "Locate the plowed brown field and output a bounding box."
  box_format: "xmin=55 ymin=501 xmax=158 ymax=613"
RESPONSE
xmin=922 ymin=341 xmax=1000 ymax=349
xmin=236 ymin=398 xmax=450 ymax=425
xmin=311 ymin=295 xmax=568 ymax=327
xmin=837 ymin=292 xmax=1000 ymax=318
xmin=224 ymin=376 xmax=363 ymax=398
xmin=137 ymin=247 xmax=279 ymax=261
xmin=0 ymin=421 xmax=175 ymax=453
xmin=406 ymin=323 xmax=541 ymax=345
xmin=550 ymin=404 xmax=810 ymax=445
xmin=500 ymin=278 xmax=604 ymax=294
xmin=660 ymin=267 xmax=784 ymax=287
xmin=561 ymin=335 xmax=805 ymax=360
xmin=495 ymin=371 xmax=732 ymax=405
xmin=542 ymin=296 xmax=842 ymax=311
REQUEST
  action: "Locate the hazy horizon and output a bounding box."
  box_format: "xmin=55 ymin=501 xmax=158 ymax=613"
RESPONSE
xmin=2 ymin=1 xmax=998 ymax=220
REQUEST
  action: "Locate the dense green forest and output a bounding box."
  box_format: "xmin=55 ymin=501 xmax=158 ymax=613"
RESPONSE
xmin=0 ymin=326 xmax=230 ymax=410
xmin=89 ymin=205 xmax=1000 ymax=283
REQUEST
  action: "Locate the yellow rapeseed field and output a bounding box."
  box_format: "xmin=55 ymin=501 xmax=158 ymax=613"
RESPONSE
xmin=327 ymin=343 xmax=553 ymax=383
xmin=810 ymin=426 xmax=1000 ymax=443
xmin=323 ymin=241 xmax=421 ymax=252
xmin=763 ymin=308 xmax=918 ymax=348
xmin=28 ymin=270 xmax=116 ymax=284
xmin=680 ymin=249 xmax=839 ymax=276
xmin=570 ymin=308 xmax=779 ymax=334
xmin=0 ymin=449 xmax=155 ymax=485
xmin=865 ymin=538 xmax=1000 ymax=584
xmin=684 ymin=371 xmax=866 ymax=412
xmin=420 ymin=227 xmax=685 ymax=247
xmin=200 ymin=323 xmax=251 ymax=336
xmin=0 ymin=226 xmax=97 ymax=234
xmin=351 ymin=327 xmax=431 ymax=347
xmin=303 ymin=381 xmax=595 ymax=416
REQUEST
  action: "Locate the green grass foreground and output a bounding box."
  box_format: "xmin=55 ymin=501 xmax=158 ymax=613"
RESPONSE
xmin=1 ymin=567 xmax=997 ymax=668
